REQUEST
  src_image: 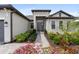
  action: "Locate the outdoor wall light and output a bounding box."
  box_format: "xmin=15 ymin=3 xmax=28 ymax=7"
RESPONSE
xmin=4 ymin=21 xmax=8 ymax=27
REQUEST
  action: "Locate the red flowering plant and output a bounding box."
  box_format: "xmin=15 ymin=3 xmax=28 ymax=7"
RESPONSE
xmin=13 ymin=43 xmax=43 ymax=54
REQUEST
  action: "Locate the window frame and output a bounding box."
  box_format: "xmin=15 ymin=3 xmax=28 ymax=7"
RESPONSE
xmin=30 ymin=22 xmax=34 ymax=29
xmin=59 ymin=21 xmax=63 ymax=30
xmin=51 ymin=21 xmax=55 ymax=29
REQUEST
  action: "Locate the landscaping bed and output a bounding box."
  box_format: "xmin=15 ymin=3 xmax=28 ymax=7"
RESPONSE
xmin=15 ymin=29 xmax=37 ymax=43
xmin=46 ymin=31 xmax=79 ymax=54
xmin=13 ymin=43 xmax=42 ymax=54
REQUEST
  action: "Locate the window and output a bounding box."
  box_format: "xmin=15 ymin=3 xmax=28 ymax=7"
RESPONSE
xmin=67 ymin=21 xmax=70 ymax=30
xmin=51 ymin=21 xmax=55 ymax=29
xmin=59 ymin=21 xmax=63 ymax=29
xmin=30 ymin=23 xmax=34 ymax=29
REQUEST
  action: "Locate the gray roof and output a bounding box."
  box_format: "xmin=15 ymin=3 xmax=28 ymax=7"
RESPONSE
xmin=0 ymin=4 xmax=30 ymax=21
xmin=32 ymin=10 xmax=51 ymax=12
xmin=50 ymin=10 xmax=74 ymax=17
xmin=26 ymin=15 xmax=33 ymax=21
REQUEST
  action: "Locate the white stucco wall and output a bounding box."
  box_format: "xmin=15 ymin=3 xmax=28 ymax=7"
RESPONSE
xmin=32 ymin=12 xmax=50 ymax=30
xmin=0 ymin=9 xmax=29 ymax=42
xmin=0 ymin=9 xmax=11 ymax=42
xmin=46 ymin=19 xmax=74 ymax=33
xmin=52 ymin=13 xmax=59 ymax=17
xmin=33 ymin=12 xmax=50 ymax=16
xmin=46 ymin=11 xmax=75 ymax=33
xmin=12 ymin=13 xmax=29 ymax=39
xmin=61 ymin=13 xmax=69 ymax=17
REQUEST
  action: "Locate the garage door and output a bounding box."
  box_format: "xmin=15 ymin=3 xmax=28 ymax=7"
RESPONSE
xmin=0 ymin=20 xmax=4 ymax=43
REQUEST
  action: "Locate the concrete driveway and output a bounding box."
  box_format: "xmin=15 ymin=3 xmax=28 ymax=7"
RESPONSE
xmin=0 ymin=43 xmax=27 ymax=54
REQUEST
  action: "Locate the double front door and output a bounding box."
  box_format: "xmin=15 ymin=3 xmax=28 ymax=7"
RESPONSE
xmin=37 ymin=20 xmax=44 ymax=31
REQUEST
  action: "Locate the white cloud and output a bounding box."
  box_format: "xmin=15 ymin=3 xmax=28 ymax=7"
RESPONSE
xmin=18 ymin=8 xmax=32 ymax=15
xmin=67 ymin=12 xmax=79 ymax=17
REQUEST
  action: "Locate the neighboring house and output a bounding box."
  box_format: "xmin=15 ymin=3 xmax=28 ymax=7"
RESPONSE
xmin=0 ymin=5 xmax=30 ymax=43
xmin=31 ymin=10 xmax=76 ymax=33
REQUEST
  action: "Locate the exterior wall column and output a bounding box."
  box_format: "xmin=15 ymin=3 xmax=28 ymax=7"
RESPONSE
xmin=55 ymin=20 xmax=59 ymax=32
xmin=34 ymin=15 xmax=37 ymax=30
xmin=4 ymin=8 xmax=11 ymax=42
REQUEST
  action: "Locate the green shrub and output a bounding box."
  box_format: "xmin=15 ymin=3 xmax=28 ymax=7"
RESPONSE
xmin=48 ymin=32 xmax=79 ymax=45
xmin=15 ymin=29 xmax=36 ymax=42
xmin=15 ymin=33 xmax=26 ymax=42
xmin=48 ymin=33 xmax=56 ymax=40
xmin=53 ymin=34 xmax=61 ymax=44
xmin=48 ymin=33 xmax=62 ymax=44
xmin=71 ymin=35 xmax=79 ymax=45
xmin=24 ymin=32 xmax=30 ymax=40
xmin=63 ymin=32 xmax=70 ymax=43
xmin=28 ymin=33 xmax=37 ymax=42
xmin=28 ymin=29 xmax=37 ymax=42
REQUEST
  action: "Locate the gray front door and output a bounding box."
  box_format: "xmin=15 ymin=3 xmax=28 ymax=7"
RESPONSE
xmin=0 ymin=20 xmax=4 ymax=42
xmin=37 ymin=20 xmax=44 ymax=31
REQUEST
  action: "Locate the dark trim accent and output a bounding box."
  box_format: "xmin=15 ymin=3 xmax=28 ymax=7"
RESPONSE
xmin=36 ymin=16 xmax=75 ymax=19
xmin=46 ymin=17 xmax=75 ymax=19
xmin=10 ymin=12 xmax=13 ymax=42
xmin=49 ymin=10 xmax=74 ymax=18
xmin=35 ymin=16 xmax=75 ymax=20
xmin=59 ymin=12 xmax=61 ymax=17
xmin=29 ymin=20 xmax=33 ymax=21
xmin=36 ymin=16 xmax=47 ymax=20
xmin=0 ymin=4 xmax=30 ymax=21
xmin=32 ymin=10 xmax=51 ymax=12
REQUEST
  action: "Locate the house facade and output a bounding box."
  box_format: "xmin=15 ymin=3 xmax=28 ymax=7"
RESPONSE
xmin=0 ymin=4 xmax=77 ymax=43
xmin=31 ymin=10 xmax=76 ymax=33
xmin=0 ymin=5 xmax=30 ymax=43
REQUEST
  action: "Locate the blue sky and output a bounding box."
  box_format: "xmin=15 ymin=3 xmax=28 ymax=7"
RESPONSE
xmin=12 ymin=4 xmax=79 ymax=16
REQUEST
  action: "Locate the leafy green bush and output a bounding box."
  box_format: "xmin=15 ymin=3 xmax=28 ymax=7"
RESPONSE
xmin=48 ymin=32 xmax=79 ymax=45
xmin=53 ymin=34 xmax=61 ymax=44
xmin=48 ymin=32 xmax=62 ymax=44
xmin=15 ymin=33 xmax=26 ymax=42
xmin=48 ymin=33 xmax=56 ymax=40
xmin=24 ymin=32 xmax=30 ymax=40
xmin=28 ymin=29 xmax=37 ymax=42
xmin=28 ymin=33 xmax=37 ymax=42
xmin=62 ymin=32 xmax=71 ymax=44
xmin=70 ymin=33 xmax=79 ymax=45
xmin=15 ymin=29 xmax=36 ymax=42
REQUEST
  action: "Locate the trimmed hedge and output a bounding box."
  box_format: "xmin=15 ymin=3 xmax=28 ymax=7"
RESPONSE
xmin=15 ymin=29 xmax=36 ymax=42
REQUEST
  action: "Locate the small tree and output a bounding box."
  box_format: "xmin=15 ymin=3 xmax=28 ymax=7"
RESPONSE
xmin=68 ymin=20 xmax=79 ymax=32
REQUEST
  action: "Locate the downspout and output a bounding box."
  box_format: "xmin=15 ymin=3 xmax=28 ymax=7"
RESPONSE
xmin=10 ymin=12 xmax=13 ymax=42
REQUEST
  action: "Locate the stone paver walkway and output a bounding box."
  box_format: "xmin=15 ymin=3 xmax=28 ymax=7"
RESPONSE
xmin=35 ymin=32 xmax=41 ymax=43
xmin=40 ymin=32 xmax=50 ymax=48
xmin=35 ymin=32 xmax=50 ymax=48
